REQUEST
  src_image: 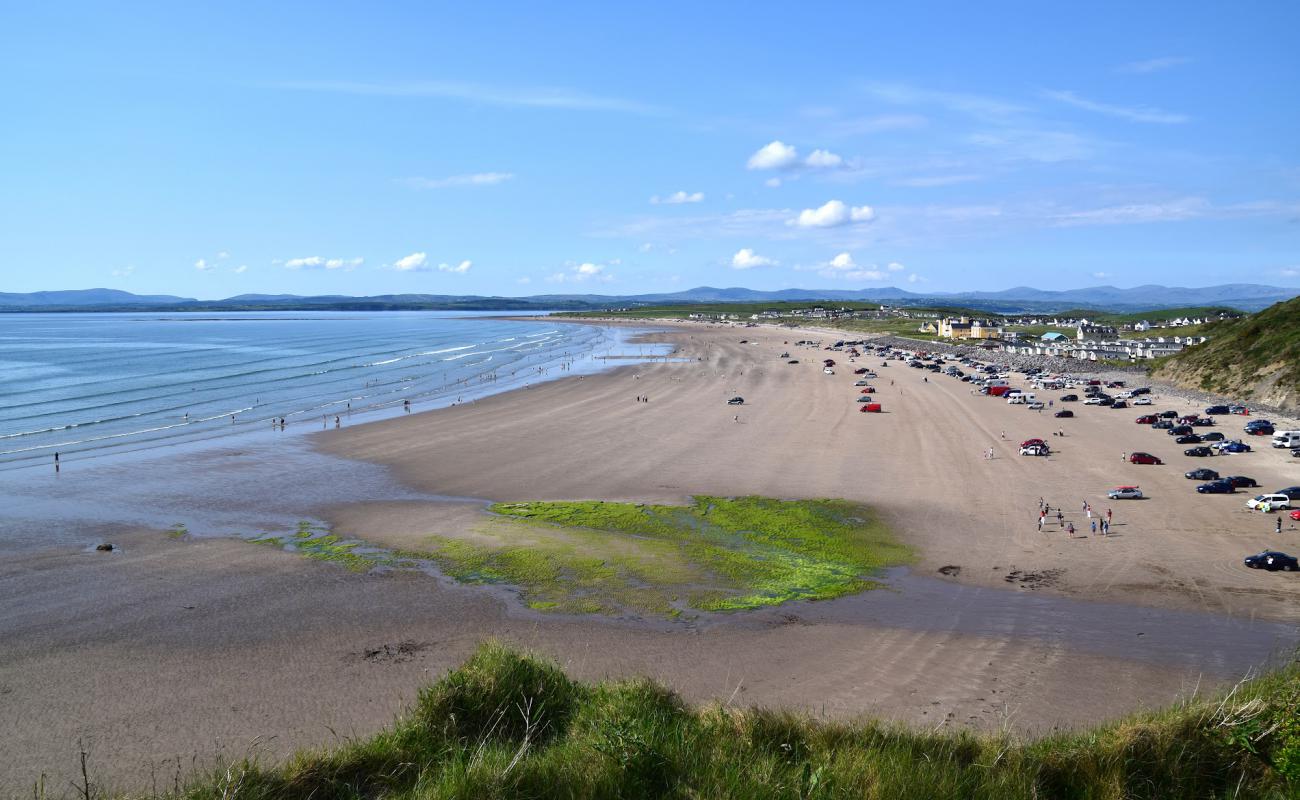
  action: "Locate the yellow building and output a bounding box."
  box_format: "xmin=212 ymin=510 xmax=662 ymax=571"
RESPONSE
xmin=937 ymin=316 xmax=1002 ymax=340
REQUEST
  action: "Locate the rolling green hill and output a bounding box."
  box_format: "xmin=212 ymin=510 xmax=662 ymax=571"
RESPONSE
xmin=1152 ymin=296 xmax=1300 ymax=412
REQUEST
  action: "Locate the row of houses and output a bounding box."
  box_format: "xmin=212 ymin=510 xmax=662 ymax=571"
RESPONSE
xmin=1002 ymin=335 xmax=1210 ymax=361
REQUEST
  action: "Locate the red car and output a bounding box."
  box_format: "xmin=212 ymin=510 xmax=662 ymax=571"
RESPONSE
xmin=1291 ymin=510 xmax=1300 ymax=521
xmin=1021 ymin=438 xmax=1046 ymax=449
xmin=1130 ymin=452 xmax=1163 ymax=465
xmin=860 ymin=387 xmax=876 ymax=394
xmin=1136 ymin=415 xmax=1158 ymax=424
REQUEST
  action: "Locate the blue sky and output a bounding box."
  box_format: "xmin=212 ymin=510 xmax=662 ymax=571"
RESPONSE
xmin=3 ymin=2 xmax=1298 ymax=299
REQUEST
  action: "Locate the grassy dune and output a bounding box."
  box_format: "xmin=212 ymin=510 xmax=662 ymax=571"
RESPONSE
xmin=165 ymin=643 xmax=1299 ymax=800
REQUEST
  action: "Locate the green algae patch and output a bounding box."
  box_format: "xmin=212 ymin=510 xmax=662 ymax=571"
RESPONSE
xmin=248 ymin=521 xmax=421 ymax=574
xmin=165 ymin=522 xmax=188 ymax=540
xmin=419 ymin=497 xmax=912 ymax=616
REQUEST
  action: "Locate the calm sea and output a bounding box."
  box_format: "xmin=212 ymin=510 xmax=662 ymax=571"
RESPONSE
xmin=0 ymin=311 xmax=646 ymax=471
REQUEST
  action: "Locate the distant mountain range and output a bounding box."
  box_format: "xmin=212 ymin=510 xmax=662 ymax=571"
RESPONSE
xmin=1 ymin=283 xmax=1297 ymax=313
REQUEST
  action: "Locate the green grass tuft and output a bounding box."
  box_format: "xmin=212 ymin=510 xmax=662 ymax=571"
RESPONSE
xmin=163 ymin=643 xmax=1300 ymax=799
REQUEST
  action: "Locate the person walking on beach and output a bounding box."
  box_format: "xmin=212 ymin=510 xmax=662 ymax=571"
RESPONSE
xmin=1067 ymin=522 xmax=1076 ymax=538
xmin=1106 ymin=508 xmax=1113 ymax=526
xmin=1278 ymin=517 xmax=1283 ymax=535
xmin=1057 ymin=510 xmax=1064 ymax=527
xmin=1121 ymin=452 xmax=1127 ymax=462
xmin=404 ymin=399 xmax=411 ymax=413
xmin=1090 ymin=519 xmax=1097 ymax=536
xmin=54 ymin=452 xmax=59 ymax=473
xmin=1038 ymin=515 xmax=1044 ymax=532
xmin=334 ymin=415 xmax=340 ymax=428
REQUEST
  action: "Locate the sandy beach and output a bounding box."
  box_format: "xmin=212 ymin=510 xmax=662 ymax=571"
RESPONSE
xmin=4 ymin=320 xmax=1298 ymax=792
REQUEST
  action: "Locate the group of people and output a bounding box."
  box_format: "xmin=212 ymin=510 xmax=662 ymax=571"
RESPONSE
xmin=1036 ymin=497 xmax=1115 ymax=537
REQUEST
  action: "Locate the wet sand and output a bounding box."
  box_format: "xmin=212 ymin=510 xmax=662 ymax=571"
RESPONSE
xmin=4 ymin=321 xmax=1299 ymax=792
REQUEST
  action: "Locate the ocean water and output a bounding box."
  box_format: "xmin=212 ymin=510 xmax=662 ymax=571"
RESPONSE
xmin=0 ymin=311 xmax=658 ymax=471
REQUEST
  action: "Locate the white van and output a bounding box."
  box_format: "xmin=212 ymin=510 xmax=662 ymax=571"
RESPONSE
xmin=1008 ymin=392 xmax=1036 ymax=405
xmin=1271 ymin=431 xmax=1300 ymax=449
xmin=1246 ymin=494 xmax=1293 ymax=512
xmin=985 ymin=379 xmax=1008 ymax=388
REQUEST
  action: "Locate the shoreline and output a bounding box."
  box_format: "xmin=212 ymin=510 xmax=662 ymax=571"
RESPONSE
xmin=4 ymin=317 xmax=1299 ymax=792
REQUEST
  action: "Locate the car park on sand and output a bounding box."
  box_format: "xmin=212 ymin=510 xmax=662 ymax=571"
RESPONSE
xmin=1054 ymin=410 xmax=1073 ymax=418
xmin=1197 ymin=480 xmax=1235 ymax=494
xmin=1184 ymin=446 xmax=1215 ymax=457
xmin=1185 ymin=468 xmax=1219 ymax=480
xmin=1132 ymin=397 xmax=1152 ymax=405
xmin=1020 ymin=443 xmax=1050 ymax=456
xmin=1225 ymin=476 xmax=1258 ymax=489
xmin=1130 ymin=452 xmax=1163 ymax=465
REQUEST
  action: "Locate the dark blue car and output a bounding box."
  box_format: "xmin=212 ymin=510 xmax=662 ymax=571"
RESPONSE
xmin=1197 ymin=480 xmax=1235 ymax=494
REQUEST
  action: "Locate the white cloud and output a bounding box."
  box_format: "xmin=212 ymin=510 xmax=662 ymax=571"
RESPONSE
xmin=907 ymin=273 xmax=925 ymax=284
xmin=216 ymin=251 xmax=231 ymax=260
xmin=731 ymin=248 xmax=777 ymax=269
xmin=764 ymin=177 xmax=782 ymax=188
xmin=790 ymin=200 xmax=876 ymax=228
xmin=233 ymin=264 xmax=248 ymax=274
xmin=285 ymin=256 xmax=364 ymax=270
xmin=651 ymin=190 xmax=704 ymax=205
xmin=1092 ymin=271 xmax=1111 ymax=279
xmin=403 ymin=172 xmax=515 ymax=189
xmin=438 ymin=260 xmax=472 ymax=274
xmin=516 ymin=276 xmax=532 ymax=284
xmin=392 ymin=252 xmax=429 ymax=272
xmin=805 ymin=149 xmax=843 ymax=168
xmin=1052 ymin=197 xmax=1210 ymax=227
xmin=747 ymin=140 xmax=799 ymax=170
xmin=1043 ymin=90 xmax=1188 ymax=124
xmin=815 ymin=252 xmax=884 ymax=280
xmin=886 ymin=261 xmax=905 ymax=272
xmin=194 ymin=258 xmax=214 ymax=272
xmin=1280 ymin=268 xmax=1299 ymax=278
xmin=1116 ymin=57 xmax=1191 ymax=74
xmin=865 ymin=82 xmax=1025 ymax=119
xmin=111 ymin=265 xmax=134 ymax=278
xmin=548 ymin=261 xmax=614 ymax=283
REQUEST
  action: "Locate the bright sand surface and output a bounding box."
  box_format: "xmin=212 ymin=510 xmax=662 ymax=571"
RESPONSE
xmin=4 ymin=321 xmax=1299 ymax=791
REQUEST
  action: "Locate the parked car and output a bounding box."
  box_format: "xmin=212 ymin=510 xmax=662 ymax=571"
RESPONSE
xmin=1060 ymin=394 xmax=1078 ymax=402
xmin=1152 ymin=420 xmax=1175 ymax=430
xmin=1083 ymin=396 xmax=1105 ymax=405
xmin=1130 ymin=452 xmax=1163 ymax=465
xmin=1132 ymin=397 xmax=1153 ymax=406
xmin=1136 ymin=415 xmax=1158 ymax=425
xmin=1160 ymin=411 xmax=1179 ymax=419
xmin=1197 ymin=480 xmax=1235 ymax=494
xmin=1243 ymin=551 xmax=1298 ymax=571
xmin=1218 ymin=441 xmax=1252 ymax=454
xmin=1185 ymin=446 xmax=1215 ymax=457
xmin=1185 ymin=468 xmax=1220 ymax=480
xmin=727 ymin=397 xmax=744 ymax=405
xmin=1111 ymin=400 xmax=1128 ymax=409
xmin=855 ymin=379 xmax=870 ymax=386
xmin=854 ymin=367 xmax=868 ymax=374
xmin=1205 ymin=405 xmax=1231 ymax=415
xmin=1054 ymin=410 xmax=1074 ymax=418
xmin=1020 ymin=444 xmax=1051 ymax=456
xmin=1192 ymin=418 xmax=1216 ymax=427
xmin=823 ymin=367 xmax=835 ymax=375
xmin=1175 ymin=434 xmax=1203 ymax=444
xmin=787 ymin=359 xmax=800 ymax=364
xmin=1108 ymin=486 xmax=1144 ymax=500
xmin=860 ymin=387 xmax=876 ymax=394
xmin=1246 ymin=494 xmax=1293 ymax=512
xmin=1202 ymin=432 xmax=1226 ymax=442
xmin=1020 ymin=438 xmax=1046 ymax=449
xmin=1246 ymin=425 xmax=1276 ymax=436
xmin=1291 ymin=510 xmax=1300 ymax=521
xmin=1027 ymin=402 xmax=1046 ymax=410
xmin=1167 ymin=425 xmax=1194 ymax=436
xmin=856 ymin=396 xmax=874 ymax=403
xmin=1224 ymin=476 xmax=1258 ymax=489
xmin=1275 ymin=487 xmax=1300 ymax=501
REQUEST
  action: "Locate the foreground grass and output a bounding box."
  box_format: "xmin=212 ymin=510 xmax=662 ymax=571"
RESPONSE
xmin=422 ymin=497 xmax=912 ymax=616
xmin=164 ymin=643 xmax=1298 ymax=800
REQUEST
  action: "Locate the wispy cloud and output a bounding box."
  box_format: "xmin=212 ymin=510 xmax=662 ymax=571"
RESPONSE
xmin=402 ymin=172 xmax=514 ymax=189
xmin=864 ymin=82 xmax=1025 ymax=119
xmin=815 ymin=251 xmax=884 ymax=281
xmin=193 ymin=258 xmax=214 ymax=272
xmin=112 ymin=265 xmax=135 ymax=278
xmin=1051 ymin=197 xmax=1210 ymax=226
xmin=547 ymin=261 xmax=614 ymax=283
xmin=271 ymin=79 xmax=666 ymax=115
xmin=651 ymin=190 xmax=704 ymax=205
xmin=892 ymin=174 xmax=983 ymax=188
xmin=1043 ymin=90 xmax=1188 ymax=124
xmin=438 ymin=260 xmax=472 ymax=274
xmin=1116 ymin=57 xmax=1191 ymax=75
xmin=233 ymin=264 xmax=248 ymax=274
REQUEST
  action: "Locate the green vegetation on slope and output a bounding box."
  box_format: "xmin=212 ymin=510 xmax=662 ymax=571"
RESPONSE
xmin=167 ymin=642 xmax=1300 ymax=800
xmin=1152 ymin=296 xmax=1300 ymax=411
xmin=424 ymin=497 xmax=911 ymax=615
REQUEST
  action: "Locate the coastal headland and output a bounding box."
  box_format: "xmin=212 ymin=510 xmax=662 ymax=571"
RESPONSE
xmin=3 ymin=320 xmax=1298 ymax=792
